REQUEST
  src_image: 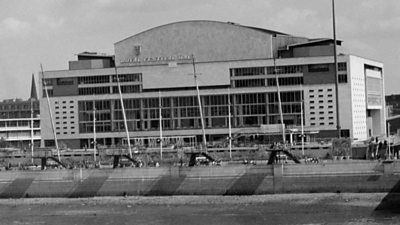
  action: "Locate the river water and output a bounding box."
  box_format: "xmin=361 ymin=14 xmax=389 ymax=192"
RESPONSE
xmin=0 ymin=193 xmax=399 ymax=225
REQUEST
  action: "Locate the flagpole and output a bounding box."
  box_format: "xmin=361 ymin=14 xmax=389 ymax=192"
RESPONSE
xmin=40 ymin=64 xmax=60 ymax=162
xmin=388 ymin=123 xmax=391 ymax=159
xmin=30 ymin=98 xmax=34 ymax=164
xmin=115 ymin=67 xmax=133 ymax=159
xmin=300 ymin=85 xmax=305 ymax=156
xmin=93 ymin=100 xmax=97 ymax=163
xmin=159 ymin=90 xmax=163 ymax=160
xmin=272 ymin=54 xmax=286 ymax=145
xmin=332 ymin=0 xmax=341 ymax=138
xmin=228 ymin=88 xmax=232 ymax=159
xmin=191 ymin=54 xmax=207 ymax=152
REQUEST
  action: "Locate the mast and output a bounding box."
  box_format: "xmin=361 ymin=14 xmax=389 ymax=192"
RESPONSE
xmin=273 ymin=52 xmax=286 ymax=144
xmin=388 ymin=123 xmax=391 ymax=159
xmin=159 ymin=90 xmax=163 ymax=160
xmin=228 ymin=88 xmax=232 ymax=159
xmin=93 ymin=100 xmax=97 ymax=162
xmin=114 ymin=67 xmax=133 ymax=158
xmin=191 ymin=54 xmax=207 ymax=151
xmin=40 ymin=64 xmax=60 ymax=162
xmin=332 ymin=0 xmax=341 ymax=138
xmin=30 ymin=98 xmax=34 ymax=164
xmin=30 ymin=73 xmax=37 ymax=164
xmin=300 ymin=85 xmax=305 ymax=156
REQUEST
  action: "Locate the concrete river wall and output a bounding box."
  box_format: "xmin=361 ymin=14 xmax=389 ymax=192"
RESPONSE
xmin=0 ymin=161 xmax=400 ymax=198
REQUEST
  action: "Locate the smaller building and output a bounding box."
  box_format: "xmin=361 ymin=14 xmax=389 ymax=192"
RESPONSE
xmin=387 ymin=115 xmax=400 ymax=136
xmin=386 ymin=94 xmax=400 ymax=117
xmin=0 ymin=75 xmax=40 ymax=149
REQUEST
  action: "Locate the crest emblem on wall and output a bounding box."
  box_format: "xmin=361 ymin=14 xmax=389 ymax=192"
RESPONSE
xmin=134 ymin=45 xmax=141 ymax=57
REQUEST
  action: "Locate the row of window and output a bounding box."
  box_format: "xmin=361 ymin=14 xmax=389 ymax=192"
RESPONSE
xmin=231 ymin=65 xmax=305 ymax=76
xmin=309 ymin=88 xmax=333 ymax=93
xmin=267 ymin=77 xmax=303 ymax=86
xmin=0 ymin=120 xmax=40 ymax=128
xmin=310 ymin=100 xmax=334 ymax=104
xmin=57 ymin=78 xmax=74 ymax=85
xmin=310 ymin=117 xmax=335 ymax=120
xmin=56 ymin=131 xmax=76 ymax=135
xmin=55 ymin=116 xmax=74 ymax=120
xmin=78 ymin=85 xmax=141 ymax=95
xmin=310 ymin=105 xmax=334 ymax=109
xmin=42 ymin=74 xmax=143 ymax=97
xmin=231 ymin=63 xmax=347 ymax=77
xmin=0 ymin=111 xmax=40 ymax=119
xmin=268 ymin=92 xmax=301 ymax=103
xmin=233 ymin=77 xmax=303 ymax=88
xmin=310 ymin=95 xmax=334 ymax=98
xmin=310 ymin=122 xmax=335 ymax=126
xmin=0 ymin=102 xmax=39 ymax=111
xmin=57 ymin=73 xmax=143 ymax=85
xmin=76 ymin=92 xmax=304 ymax=133
xmin=267 ymin=65 xmax=303 ymax=74
xmin=310 ymin=111 xmax=334 ymax=115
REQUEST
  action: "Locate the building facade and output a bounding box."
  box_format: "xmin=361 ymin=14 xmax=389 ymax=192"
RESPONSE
xmin=39 ymin=21 xmax=385 ymax=149
xmin=0 ymin=75 xmax=41 ymax=149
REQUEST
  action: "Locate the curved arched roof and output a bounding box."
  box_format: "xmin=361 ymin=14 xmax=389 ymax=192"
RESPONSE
xmin=115 ymin=20 xmax=288 ymax=45
xmin=114 ymin=20 xmax=286 ymax=65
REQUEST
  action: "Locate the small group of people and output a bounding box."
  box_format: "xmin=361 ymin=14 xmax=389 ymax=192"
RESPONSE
xmin=304 ymin=157 xmax=319 ymax=164
xmin=146 ymin=159 xmax=159 ymax=167
xmin=367 ymin=137 xmax=391 ymax=160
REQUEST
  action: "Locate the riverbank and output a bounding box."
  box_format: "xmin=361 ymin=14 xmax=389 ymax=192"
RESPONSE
xmin=0 ymin=193 xmax=390 ymax=206
xmin=1 ymin=193 xmax=399 ymax=225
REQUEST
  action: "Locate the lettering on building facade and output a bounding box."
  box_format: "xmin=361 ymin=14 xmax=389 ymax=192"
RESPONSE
xmin=121 ymin=54 xmax=192 ymax=65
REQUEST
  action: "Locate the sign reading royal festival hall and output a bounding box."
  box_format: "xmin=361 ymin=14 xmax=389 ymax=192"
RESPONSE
xmin=121 ymin=45 xmax=192 ymax=65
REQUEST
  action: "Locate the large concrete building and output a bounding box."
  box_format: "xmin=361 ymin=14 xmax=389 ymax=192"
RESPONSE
xmin=39 ymin=21 xmax=385 ymax=149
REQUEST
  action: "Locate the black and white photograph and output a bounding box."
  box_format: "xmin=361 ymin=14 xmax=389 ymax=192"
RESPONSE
xmin=0 ymin=0 xmax=400 ymax=224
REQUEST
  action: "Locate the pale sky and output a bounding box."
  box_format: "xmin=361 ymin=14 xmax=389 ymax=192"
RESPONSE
xmin=0 ymin=0 xmax=399 ymax=99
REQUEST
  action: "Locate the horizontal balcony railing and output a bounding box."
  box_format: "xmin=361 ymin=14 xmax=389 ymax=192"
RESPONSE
xmin=2 ymin=136 xmax=41 ymax=141
xmin=0 ymin=127 xmax=40 ymax=131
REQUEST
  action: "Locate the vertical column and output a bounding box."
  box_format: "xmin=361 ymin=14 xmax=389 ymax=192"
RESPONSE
xmin=169 ymin=97 xmax=173 ymax=129
xmin=265 ymin=92 xmax=270 ymax=124
xmin=232 ymin=93 xmax=238 ymax=127
xmin=110 ymin=99 xmax=115 ymax=132
xmin=140 ymin=98 xmax=144 ymax=130
xmin=273 ymin=164 xmax=284 ymax=193
xmin=176 ymin=98 xmax=181 ymax=128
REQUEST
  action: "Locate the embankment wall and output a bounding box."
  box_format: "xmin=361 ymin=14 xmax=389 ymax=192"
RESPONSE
xmin=0 ymin=161 xmax=399 ymax=198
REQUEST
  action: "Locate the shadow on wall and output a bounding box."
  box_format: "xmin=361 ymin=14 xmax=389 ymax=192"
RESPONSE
xmin=375 ymin=179 xmax=400 ymax=214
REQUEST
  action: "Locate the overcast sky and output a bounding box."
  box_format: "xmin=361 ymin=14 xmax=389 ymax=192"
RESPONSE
xmin=0 ymin=0 xmax=399 ymax=99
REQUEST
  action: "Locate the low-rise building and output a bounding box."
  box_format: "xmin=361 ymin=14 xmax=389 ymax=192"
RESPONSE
xmin=0 ymin=75 xmax=40 ymax=149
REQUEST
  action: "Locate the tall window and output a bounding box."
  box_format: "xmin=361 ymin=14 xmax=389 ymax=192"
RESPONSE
xmin=78 ymin=100 xmax=111 ymax=133
xmin=308 ymin=64 xmax=329 ymax=72
xmin=231 ymin=67 xmax=265 ymax=76
xmin=56 ymin=78 xmax=74 ymax=85
xmin=338 ymin=74 xmax=348 ymax=83
xmin=338 ymin=62 xmax=347 ymax=71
